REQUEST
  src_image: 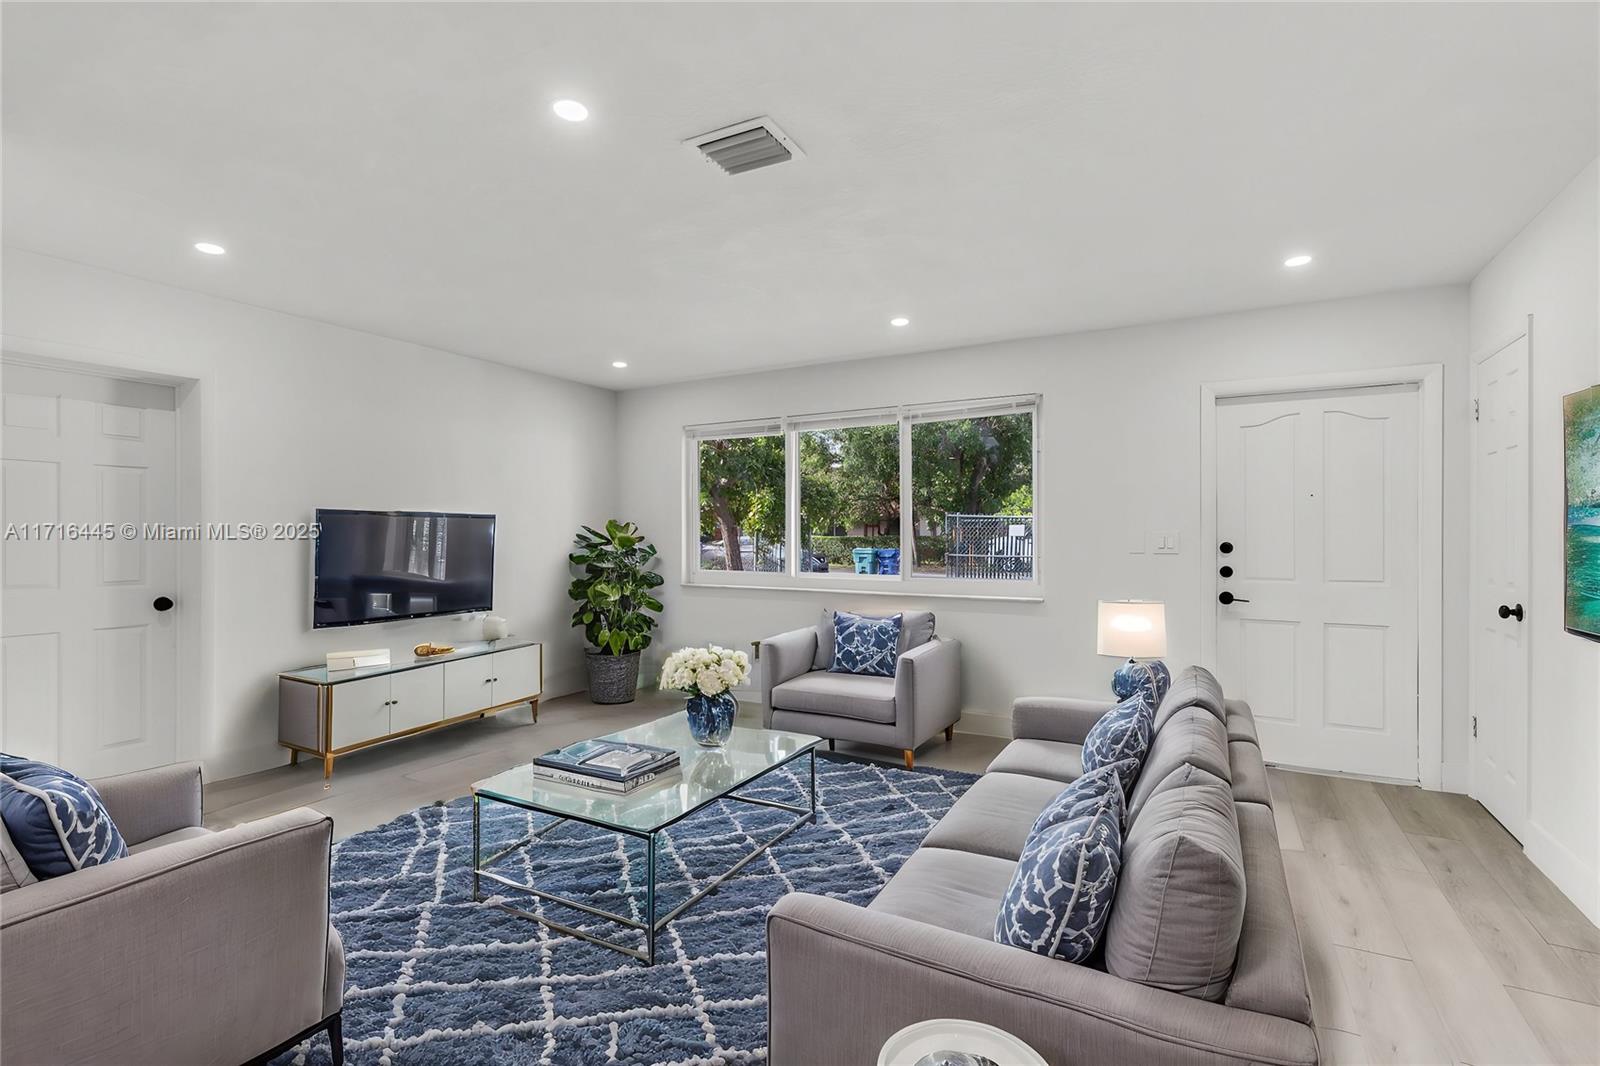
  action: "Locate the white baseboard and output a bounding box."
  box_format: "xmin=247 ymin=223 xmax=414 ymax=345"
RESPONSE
xmin=1522 ymin=819 xmax=1600 ymax=926
xmin=954 ymin=708 xmax=1013 ymax=739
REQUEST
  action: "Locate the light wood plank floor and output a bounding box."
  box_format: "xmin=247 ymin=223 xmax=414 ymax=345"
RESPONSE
xmin=206 ymin=694 xmax=1600 ymax=1065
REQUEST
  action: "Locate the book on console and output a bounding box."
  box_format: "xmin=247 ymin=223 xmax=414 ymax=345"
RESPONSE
xmin=532 ymin=738 xmax=679 ymax=782
xmin=527 ymin=764 xmax=678 ymax=794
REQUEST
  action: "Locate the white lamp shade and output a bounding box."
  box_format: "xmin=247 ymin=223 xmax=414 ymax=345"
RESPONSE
xmin=1097 ymin=600 xmax=1168 ymax=659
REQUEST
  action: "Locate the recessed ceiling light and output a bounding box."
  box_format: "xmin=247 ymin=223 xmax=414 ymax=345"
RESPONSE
xmin=611 ymin=361 xmax=628 ymax=369
xmin=1283 ymin=254 xmax=1313 ymax=268
xmin=890 ymin=316 xmax=910 ymax=327
xmin=194 ymin=242 xmax=226 ymax=255
xmin=552 ymin=99 xmax=589 ymax=122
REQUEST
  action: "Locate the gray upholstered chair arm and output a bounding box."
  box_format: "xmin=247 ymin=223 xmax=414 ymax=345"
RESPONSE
xmin=760 ymin=626 xmax=818 ymax=725
xmin=0 ymin=808 xmax=338 ymax=1066
xmin=767 ymin=894 xmax=1318 ymax=1066
xmin=895 ymin=637 xmax=962 ymax=738
xmin=89 ymin=761 xmax=203 ymax=846
xmin=1011 ymin=695 xmax=1117 ymax=745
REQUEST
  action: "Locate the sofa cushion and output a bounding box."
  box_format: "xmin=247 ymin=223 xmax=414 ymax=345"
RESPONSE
xmin=770 ymin=672 xmax=897 ymax=723
xmin=1104 ymin=763 xmax=1245 ymax=1001
xmin=0 ymin=818 xmax=38 ymax=893
xmin=128 ymin=825 xmax=214 ymax=855
xmin=0 ymin=756 xmax=128 ymax=879
xmin=814 ymin=608 xmax=935 ymax=671
xmin=1224 ymin=699 xmax=1260 ymax=746
xmin=1229 ymin=740 xmax=1272 ymax=807
xmin=1127 ymin=705 xmax=1231 ymax=827
xmin=986 ymin=738 xmax=1083 ymax=783
xmin=993 ymin=768 xmax=1123 ymax=963
xmin=869 ymin=846 xmax=1017 ymax=941
xmin=829 ymin=610 xmax=902 ymax=677
xmin=1081 ymin=695 xmax=1154 ymax=795
xmin=921 ymin=772 xmax=1067 ymax=861
xmin=1152 ymin=665 xmax=1227 ymax=733
xmin=1225 ymin=802 xmax=1312 ymax=1024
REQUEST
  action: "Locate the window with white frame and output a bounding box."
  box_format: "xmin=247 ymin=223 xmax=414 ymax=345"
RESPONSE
xmin=685 ymin=396 xmax=1038 ymax=591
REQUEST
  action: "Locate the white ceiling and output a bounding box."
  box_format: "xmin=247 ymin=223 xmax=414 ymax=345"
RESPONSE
xmin=4 ymin=3 xmax=1596 ymax=389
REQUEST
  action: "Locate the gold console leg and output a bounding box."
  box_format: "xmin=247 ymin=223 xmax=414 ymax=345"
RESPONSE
xmin=903 ymin=749 xmax=915 ymax=771
xmin=290 ymin=749 xmax=299 ymax=766
xmin=323 ymin=754 xmax=334 ymax=781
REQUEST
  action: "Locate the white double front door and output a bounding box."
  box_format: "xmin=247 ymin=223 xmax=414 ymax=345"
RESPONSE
xmin=2 ymin=372 xmax=180 ymax=778
xmin=1214 ymin=385 xmax=1421 ymax=781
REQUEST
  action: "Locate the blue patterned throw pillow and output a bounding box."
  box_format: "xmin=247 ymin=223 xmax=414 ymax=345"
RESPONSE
xmin=1030 ymin=760 xmax=1137 ymax=833
xmin=829 ymin=611 xmax=902 ymax=677
xmin=0 ymin=755 xmax=127 ymax=879
xmin=994 ymin=769 xmax=1124 ymax=962
xmin=1082 ymin=694 xmax=1154 ymax=795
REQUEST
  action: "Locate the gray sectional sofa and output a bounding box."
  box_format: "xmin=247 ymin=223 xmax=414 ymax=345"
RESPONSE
xmin=767 ymin=667 xmax=1318 ymax=1066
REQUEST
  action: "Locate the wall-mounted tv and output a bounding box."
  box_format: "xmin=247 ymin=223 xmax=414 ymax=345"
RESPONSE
xmin=1566 ymin=385 xmax=1600 ymax=641
xmin=313 ymin=509 xmax=495 ymax=628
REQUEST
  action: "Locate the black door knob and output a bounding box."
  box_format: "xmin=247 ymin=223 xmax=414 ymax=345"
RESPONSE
xmin=1219 ymin=541 xmax=1234 ymax=554
xmin=1218 ymin=591 xmax=1251 ymax=605
xmin=1219 ymin=565 xmax=1234 ymax=578
xmin=1497 ymin=603 xmax=1524 ymax=621
xmin=152 ymin=596 xmax=174 ymax=612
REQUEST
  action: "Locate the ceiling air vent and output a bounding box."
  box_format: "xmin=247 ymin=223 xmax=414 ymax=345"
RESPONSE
xmin=685 ymin=117 xmax=803 ymax=175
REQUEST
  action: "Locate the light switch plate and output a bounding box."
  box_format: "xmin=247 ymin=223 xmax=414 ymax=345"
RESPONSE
xmin=1151 ymin=531 xmax=1180 ymax=555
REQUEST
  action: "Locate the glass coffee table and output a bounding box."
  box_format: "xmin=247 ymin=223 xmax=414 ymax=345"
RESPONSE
xmin=471 ymin=714 xmax=821 ymax=964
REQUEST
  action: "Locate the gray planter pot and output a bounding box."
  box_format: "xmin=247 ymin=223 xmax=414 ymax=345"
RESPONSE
xmin=585 ymin=649 xmax=641 ymax=704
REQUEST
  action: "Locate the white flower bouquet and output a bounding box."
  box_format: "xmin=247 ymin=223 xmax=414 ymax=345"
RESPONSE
xmin=658 ymin=644 xmax=750 ymax=698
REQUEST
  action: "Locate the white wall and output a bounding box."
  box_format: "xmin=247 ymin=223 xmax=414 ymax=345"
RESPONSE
xmin=1469 ymin=158 xmax=1600 ymax=923
xmin=2 ymin=250 xmax=618 ymax=779
xmin=618 ymin=287 xmax=1473 ymax=776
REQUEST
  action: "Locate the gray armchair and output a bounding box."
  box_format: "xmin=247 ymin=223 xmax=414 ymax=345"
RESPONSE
xmin=0 ymin=762 xmax=345 ymax=1066
xmin=760 ymin=613 xmax=962 ymax=768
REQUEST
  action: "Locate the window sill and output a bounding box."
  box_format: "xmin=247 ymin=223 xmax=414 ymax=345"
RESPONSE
xmin=679 ymin=577 xmax=1044 ymax=603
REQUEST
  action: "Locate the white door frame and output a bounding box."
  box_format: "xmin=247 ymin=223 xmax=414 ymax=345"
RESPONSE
xmin=1199 ymin=364 xmax=1445 ymax=789
xmin=1 ymin=347 xmax=207 ymax=770
xmin=1467 ymin=317 xmax=1532 ymax=836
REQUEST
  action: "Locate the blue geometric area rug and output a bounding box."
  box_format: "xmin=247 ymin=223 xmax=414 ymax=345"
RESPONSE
xmin=274 ymin=754 xmax=978 ymax=1066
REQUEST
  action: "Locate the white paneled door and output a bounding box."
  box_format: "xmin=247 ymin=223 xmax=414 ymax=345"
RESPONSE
xmin=1470 ymin=335 xmax=1530 ymax=837
xmin=1215 ymin=386 xmax=1420 ymax=781
xmin=2 ymin=385 xmax=178 ymax=778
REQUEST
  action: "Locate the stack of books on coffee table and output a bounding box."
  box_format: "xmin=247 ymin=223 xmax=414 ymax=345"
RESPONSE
xmin=530 ymin=738 xmax=680 ymax=794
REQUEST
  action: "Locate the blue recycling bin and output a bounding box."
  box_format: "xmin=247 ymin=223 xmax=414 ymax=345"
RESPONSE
xmin=852 ymin=547 xmax=878 ymax=574
xmin=875 ymin=548 xmax=901 ymax=575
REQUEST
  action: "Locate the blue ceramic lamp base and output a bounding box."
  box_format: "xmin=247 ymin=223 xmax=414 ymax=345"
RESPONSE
xmin=1111 ymin=658 xmax=1171 ymax=703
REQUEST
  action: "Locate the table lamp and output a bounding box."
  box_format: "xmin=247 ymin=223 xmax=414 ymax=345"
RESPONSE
xmin=1097 ymin=599 xmax=1169 ymax=701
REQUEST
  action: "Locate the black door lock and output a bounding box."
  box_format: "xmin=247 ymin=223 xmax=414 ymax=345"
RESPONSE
xmin=1497 ymin=603 xmax=1524 ymax=621
xmin=1219 ymin=541 xmax=1234 ymax=554
xmin=152 ymin=596 xmax=174 ymax=612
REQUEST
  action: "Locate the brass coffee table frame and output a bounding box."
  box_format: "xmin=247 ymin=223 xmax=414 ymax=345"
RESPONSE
xmin=471 ymin=746 xmax=818 ymax=965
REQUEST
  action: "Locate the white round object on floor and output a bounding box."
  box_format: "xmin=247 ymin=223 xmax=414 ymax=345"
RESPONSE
xmin=878 ymin=1019 xmax=1048 ymax=1066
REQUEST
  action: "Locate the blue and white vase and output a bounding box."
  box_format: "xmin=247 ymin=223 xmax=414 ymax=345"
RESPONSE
xmin=1111 ymin=658 xmax=1171 ymax=704
xmin=685 ymin=692 xmax=737 ymax=747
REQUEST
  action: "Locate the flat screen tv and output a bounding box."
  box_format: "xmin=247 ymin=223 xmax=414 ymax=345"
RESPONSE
xmin=313 ymin=509 xmax=495 ymax=628
xmin=1565 ymin=384 xmax=1600 ymax=641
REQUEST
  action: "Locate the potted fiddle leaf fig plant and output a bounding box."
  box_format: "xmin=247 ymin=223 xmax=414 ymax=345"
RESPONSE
xmin=568 ymin=520 xmax=665 ymax=703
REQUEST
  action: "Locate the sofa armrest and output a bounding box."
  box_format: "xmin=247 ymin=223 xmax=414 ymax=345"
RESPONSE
xmin=1011 ymin=695 xmax=1117 ymax=745
xmin=1 ymin=808 xmax=338 ymax=1066
xmin=767 ymin=894 xmax=1318 ymax=1066
xmin=760 ymin=626 xmax=818 ymax=725
xmin=896 ymin=637 xmax=962 ymax=742
xmin=89 ymin=760 xmax=203 ymax=846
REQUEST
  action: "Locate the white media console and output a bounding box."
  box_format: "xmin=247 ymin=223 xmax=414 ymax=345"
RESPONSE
xmin=278 ymin=638 xmax=542 ymax=778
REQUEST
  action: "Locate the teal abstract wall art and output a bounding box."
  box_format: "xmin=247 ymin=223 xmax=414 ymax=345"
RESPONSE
xmin=1566 ymin=383 xmax=1600 ymax=641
